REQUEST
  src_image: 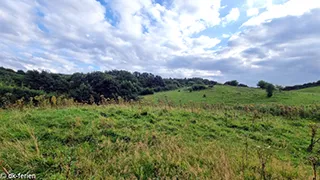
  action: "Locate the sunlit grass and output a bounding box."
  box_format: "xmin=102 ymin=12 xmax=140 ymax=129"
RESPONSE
xmin=0 ymin=104 xmax=317 ymax=179
xmin=143 ymin=85 xmax=320 ymax=105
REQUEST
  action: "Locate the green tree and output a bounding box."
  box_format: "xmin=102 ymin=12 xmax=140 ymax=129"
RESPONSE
xmin=257 ymin=80 xmax=268 ymax=89
xmin=266 ymin=84 xmax=275 ymax=97
xmin=224 ymin=80 xmax=239 ymax=86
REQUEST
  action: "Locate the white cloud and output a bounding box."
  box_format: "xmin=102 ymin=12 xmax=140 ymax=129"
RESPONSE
xmin=243 ymin=0 xmax=320 ymax=26
xmin=156 ymin=67 xmax=222 ymax=79
xmin=0 ymin=0 xmax=319 ymax=86
xmin=223 ymin=8 xmax=240 ymax=25
xmin=222 ymin=34 xmax=231 ymax=38
xmin=247 ymin=0 xmax=273 ymax=9
xmin=187 ymin=35 xmax=221 ymax=50
xmin=247 ymin=8 xmax=259 ymax=16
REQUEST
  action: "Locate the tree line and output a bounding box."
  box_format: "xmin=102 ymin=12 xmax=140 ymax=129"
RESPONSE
xmin=1 ymin=66 xmax=318 ymax=107
xmin=283 ymin=80 xmax=320 ymax=91
xmin=0 ymin=67 xmax=217 ymax=106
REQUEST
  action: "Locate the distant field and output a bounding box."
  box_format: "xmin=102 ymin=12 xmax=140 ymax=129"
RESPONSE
xmin=143 ymin=85 xmax=320 ymax=105
xmin=296 ymin=86 xmax=320 ymax=93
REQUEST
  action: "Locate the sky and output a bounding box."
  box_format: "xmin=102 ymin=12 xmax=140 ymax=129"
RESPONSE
xmin=0 ymin=0 xmax=319 ymax=86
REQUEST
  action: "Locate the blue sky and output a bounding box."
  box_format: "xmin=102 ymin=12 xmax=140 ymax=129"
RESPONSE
xmin=0 ymin=0 xmax=319 ymax=86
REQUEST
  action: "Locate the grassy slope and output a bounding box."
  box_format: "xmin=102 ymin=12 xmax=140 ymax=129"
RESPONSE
xmin=143 ymin=85 xmax=320 ymax=105
xmin=0 ymin=105 xmax=315 ymax=179
xmin=297 ymin=86 xmax=320 ymax=93
xmin=1 ymin=86 xmax=319 ymax=179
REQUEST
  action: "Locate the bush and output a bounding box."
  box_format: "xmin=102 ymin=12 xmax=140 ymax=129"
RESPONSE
xmin=266 ymin=84 xmax=275 ymax=97
xmin=238 ymin=83 xmax=248 ymax=87
xmin=191 ymin=84 xmax=207 ymax=91
xmin=140 ymin=88 xmax=154 ymax=95
xmin=0 ymin=86 xmax=44 ymax=108
xmin=224 ymin=80 xmax=239 ymax=86
xmin=257 ymin=80 xmax=268 ymax=89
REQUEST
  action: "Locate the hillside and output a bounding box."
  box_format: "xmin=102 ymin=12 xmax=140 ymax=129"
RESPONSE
xmin=1 ymin=68 xmax=320 ymax=179
xmin=143 ymin=85 xmax=320 ymax=105
xmin=297 ymin=86 xmax=320 ymax=93
xmin=0 ymin=104 xmax=317 ymax=179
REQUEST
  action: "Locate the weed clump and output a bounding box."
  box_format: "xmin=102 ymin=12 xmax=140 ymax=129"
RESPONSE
xmin=140 ymin=111 xmax=148 ymax=116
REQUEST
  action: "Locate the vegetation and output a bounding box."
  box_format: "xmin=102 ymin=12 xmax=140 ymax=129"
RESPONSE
xmin=0 ymin=101 xmax=319 ymax=179
xmin=0 ymin=67 xmax=216 ymax=108
xmin=144 ymin=85 xmax=320 ymax=106
xmin=0 ymin=66 xmax=320 ymax=179
xmin=224 ymin=80 xmax=239 ymax=86
xmin=266 ymin=83 xmax=276 ymax=98
xmin=284 ymin=80 xmax=320 ymax=91
xmin=190 ymin=84 xmax=207 ymax=91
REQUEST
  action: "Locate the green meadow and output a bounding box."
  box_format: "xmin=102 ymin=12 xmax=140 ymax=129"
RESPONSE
xmin=0 ymin=85 xmax=320 ymax=179
xmin=143 ymin=85 xmax=320 ymax=105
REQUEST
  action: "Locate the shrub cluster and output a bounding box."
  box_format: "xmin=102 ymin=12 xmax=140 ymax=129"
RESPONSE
xmin=0 ymin=86 xmax=44 ymax=108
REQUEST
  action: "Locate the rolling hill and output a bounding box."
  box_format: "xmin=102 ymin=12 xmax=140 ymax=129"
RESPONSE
xmin=0 ymin=84 xmax=319 ymax=179
xmin=143 ymin=85 xmax=320 ymax=105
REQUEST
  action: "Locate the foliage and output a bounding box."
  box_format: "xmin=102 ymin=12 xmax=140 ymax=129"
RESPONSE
xmin=266 ymin=84 xmax=275 ymax=97
xmin=284 ymin=80 xmax=320 ymax=91
xmin=224 ymin=80 xmax=239 ymax=86
xmin=257 ymin=80 xmax=269 ymax=89
xmin=0 ymin=86 xmax=44 ymax=108
xmin=191 ymin=84 xmax=207 ymax=91
xmin=140 ymin=88 xmax=154 ymax=95
xmin=0 ymin=67 xmax=216 ymax=107
xmin=238 ymin=83 xmax=249 ymax=87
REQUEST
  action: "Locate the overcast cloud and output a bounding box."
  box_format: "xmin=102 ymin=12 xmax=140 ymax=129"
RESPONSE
xmin=0 ymin=0 xmax=319 ymax=86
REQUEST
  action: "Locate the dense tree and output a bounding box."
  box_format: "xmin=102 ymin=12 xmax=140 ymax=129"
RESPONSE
xmin=283 ymin=80 xmax=320 ymax=91
xmin=238 ymin=83 xmax=248 ymax=87
xmin=191 ymin=84 xmax=207 ymax=91
xmin=257 ymin=80 xmax=268 ymax=89
xmin=140 ymin=88 xmax=154 ymax=95
xmin=70 ymin=83 xmax=93 ymax=102
xmin=0 ymin=66 xmax=221 ymax=106
xmin=266 ymin=84 xmax=276 ymax=97
xmin=119 ymin=81 xmax=139 ymax=100
xmin=224 ymin=80 xmax=239 ymax=86
xmin=16 ymin=70 xmax=25 ymax=75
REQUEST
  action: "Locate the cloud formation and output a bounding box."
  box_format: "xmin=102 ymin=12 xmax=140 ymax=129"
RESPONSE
xmin=0 ymin=0 xmax=319 ymax=86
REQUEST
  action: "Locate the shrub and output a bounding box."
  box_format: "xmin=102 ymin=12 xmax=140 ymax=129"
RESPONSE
xmin=0 ymin=86 xmax=44 ymax=108
xmin=224 ymin=80 xmax=239 ymax=86
xmin=266 ymin=84 xmax=275 ymax=97
xmin=257 ymin=80 xmax=268 ymax=89
xmin=140 ymin=88 xmax=154 ymax=95
xmin=191 ymin=84 xmax=207 ymax=91
xmin=238 ymin=83 xmax=248 ymax=87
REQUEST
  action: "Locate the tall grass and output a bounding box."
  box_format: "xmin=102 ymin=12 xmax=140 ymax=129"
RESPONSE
xmin=0 ymin=103 xmax=317 ymax=179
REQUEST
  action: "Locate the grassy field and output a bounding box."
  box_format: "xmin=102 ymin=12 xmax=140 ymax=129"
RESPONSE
xmin=0 ymin=85 xmax=319 ymax=179
xmin=143 ymin=85 xmax=320 ymax=105
xmin=297 ymin=86 xmax=320 ymax=93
